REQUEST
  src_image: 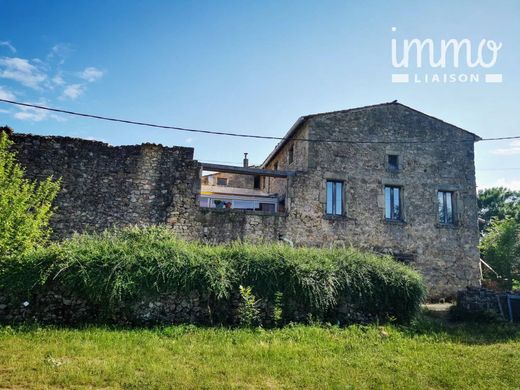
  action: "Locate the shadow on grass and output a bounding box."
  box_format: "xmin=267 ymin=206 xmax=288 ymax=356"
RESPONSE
xmin=398 ymin=312 xmax=520 ymax=345
xmin=1 ymin=314 xmax=519 ymax=346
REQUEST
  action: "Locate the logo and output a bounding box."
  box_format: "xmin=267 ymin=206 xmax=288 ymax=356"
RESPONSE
xmin=391 ymin=27 xmax=502 ymax=84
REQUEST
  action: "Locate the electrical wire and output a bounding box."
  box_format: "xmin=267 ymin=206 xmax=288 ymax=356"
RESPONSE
xmin=1 ymin=98 xmax=519 ymax=144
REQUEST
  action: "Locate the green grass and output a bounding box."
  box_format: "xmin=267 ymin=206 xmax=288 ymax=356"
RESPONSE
xmin=1 ymin=318 xmax=519 ymax=389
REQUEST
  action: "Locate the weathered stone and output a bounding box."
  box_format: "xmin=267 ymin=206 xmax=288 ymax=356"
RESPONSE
xmin=8 ymin=103 xmax=481 ymax=300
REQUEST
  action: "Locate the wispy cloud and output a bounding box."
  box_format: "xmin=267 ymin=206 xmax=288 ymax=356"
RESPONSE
xmin=0 ymin=41 xmax=16 ymax=53
xmin=61 ymin=83 xmax=84 ymax=100
xmin=47 ymin=43 xmax=72 ymax=65
xmin=0 ymin=41 xmax=105 ymax=123
xmin=0 ymin=57 xmax=47 ymax=89
xmin=185 ymin=137 xmax=193 ymax=144
xmin=0 ymin=85 xmax=16 ymax=100
xmin=79 ymin=67 xmax=104 ymax=82
xmin=491 ymin=140 xmax=520 ymax=156
xmin=488 ymin=178 xmax=520 ymax=191
xmin=52 ymin=73 xmax=65 ymax=86
xmin=13 ymin=99 xmax=65 ymax=122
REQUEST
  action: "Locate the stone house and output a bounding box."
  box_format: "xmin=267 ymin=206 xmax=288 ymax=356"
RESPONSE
xmin=7 ymin=102 xmax=482 ymax=298
xmin=197 ymin=102 xmax=482 ymax=298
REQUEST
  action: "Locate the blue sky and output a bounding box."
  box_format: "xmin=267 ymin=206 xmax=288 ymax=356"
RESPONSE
xmin=0 ymin=0 xmax=519 ymax=190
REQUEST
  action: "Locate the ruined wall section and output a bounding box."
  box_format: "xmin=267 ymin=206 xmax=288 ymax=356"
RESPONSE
xmin=11 ymin=133 xmax=200 ymax=237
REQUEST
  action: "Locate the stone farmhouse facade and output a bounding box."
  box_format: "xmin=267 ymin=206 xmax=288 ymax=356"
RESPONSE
xmin=7 ymin=102 xmax=482 ymax=298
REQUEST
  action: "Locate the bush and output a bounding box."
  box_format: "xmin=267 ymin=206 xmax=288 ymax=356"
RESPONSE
xmin=480 ymin=218 xmax=520 ymax=290
xmin=0 ymin=226 xmax=426 ymax=325
xmin=0 ymin=130 xmax=60 ymax=258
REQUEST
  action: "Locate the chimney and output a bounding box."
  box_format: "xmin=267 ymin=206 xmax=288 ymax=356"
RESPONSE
xmin=243 ymin=153 xmax=249 ymax=167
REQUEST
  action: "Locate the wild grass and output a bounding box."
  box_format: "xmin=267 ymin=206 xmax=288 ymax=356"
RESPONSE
xmin=0 ymin=318 xmax=519 ymax=389
xmin=0 ymin=226 xmax=425 ymax=324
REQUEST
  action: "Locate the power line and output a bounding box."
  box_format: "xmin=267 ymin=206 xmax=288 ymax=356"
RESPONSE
xmin=1 ymin=98 xmax=519 ymax=144
xmin=478 ymin=168 xmax=520 ymax=171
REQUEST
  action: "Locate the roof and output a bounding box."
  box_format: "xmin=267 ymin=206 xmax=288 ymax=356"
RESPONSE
xmin=201 ymin=185 xmax=276 ymax=198
xmin=261 ymin=101 xmax=481 ymax=167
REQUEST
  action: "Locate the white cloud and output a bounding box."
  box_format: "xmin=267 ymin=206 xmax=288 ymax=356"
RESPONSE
xmin=485 ymin=178 xmax=520 ymax=191
xmin=12 ymin=99 xmax=65 ymax=122
xmin=79 ymin=67 xmax=104 ymax=82
xmin=61 ymin=83 xmax=84 ymax=100
xmin=47 ymin=43 xmax=72 ymax=65
xmin=52 ymin=74 xmax=65 ymax=86
xmin=0 ymin=41 xmax=16 ymax=53
xmin=0 ymin=86 xmax=16 ymax=100
xmin=185 ymin=137 xmax=193 ymax=144
xmin=491 ymin=140 xmax=520 ymax=156
xmin=0 ymin=57 xmax=47 ymax=89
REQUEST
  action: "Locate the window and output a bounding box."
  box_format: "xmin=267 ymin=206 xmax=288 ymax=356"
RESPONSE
xmin=273 ymin=162 xmax=278 ymax=171
xmin=438 ymin=191 xmax=454 ymax=224
xmin=388 ymin=155 xmax=399 ymax=171
xmin=217 ymin=178 xmax=228 ymax=186
xmin=288 ymin=145 xmax=294 ymax=164
xmin=385 ymin=186 xmax=401 ymax=220
xmin=254 ymin=175 xmax=261 ymax=189
xmin=326 ymin=180 xmax=343 ymax=215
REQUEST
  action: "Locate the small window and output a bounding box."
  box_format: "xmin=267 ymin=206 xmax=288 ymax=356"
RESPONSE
xmin=217 ymin=178 xmax=228 ymax=186
xmin=385 ymin=186 xmax=401 ymax=220
xmin=326 ymin=180 xmax=343 ymax=215
xmin=273 ymin=162 xmax=278 ymax=171
xmin=288 ymin=145 xmax=294 ymax=165
xmin=253 ymin=175 xmax=261 ymax=189
xmin=388 ymin=155 xmax=399 ymax=171
xmin=438 ymin=191 xmax=454 ymax=224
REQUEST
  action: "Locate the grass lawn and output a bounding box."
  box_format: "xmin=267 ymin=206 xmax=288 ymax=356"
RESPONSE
xmin=0 ymin=318 xmax=519 ymax=389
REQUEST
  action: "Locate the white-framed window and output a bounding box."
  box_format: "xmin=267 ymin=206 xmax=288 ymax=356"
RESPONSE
xmin=438 ymin=191 xmax=454 ymax=224
xmin=326 ymin=180 xmax=343 ymax=215
xmin=385 ymin=186 xmax=402 ymax=220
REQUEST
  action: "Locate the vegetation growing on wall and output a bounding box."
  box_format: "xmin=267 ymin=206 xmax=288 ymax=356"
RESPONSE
xmin=0 ymin=130 xmax=60 ymax=258
xmin=0 ymin=226 xmax=425 ymax=325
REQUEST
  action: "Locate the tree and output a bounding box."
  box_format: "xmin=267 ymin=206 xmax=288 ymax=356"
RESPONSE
xmin=0 ymin=130 xmax=61 ymax=258
xmin=480 ymin=218 xmax=520 ymax=290
xmin=478 ymin=187 xmax=520 ymax=233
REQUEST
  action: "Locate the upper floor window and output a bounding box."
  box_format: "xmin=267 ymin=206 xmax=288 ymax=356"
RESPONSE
xmin=273 ymin=162 xmax=278 ymax=171
xmin=288 ymin=145 xmax=294 ymax=165
xmin=388 ymin=154 xmax=399 ymax=171
xmin=385 ymin=186 xmax=401 ymax=220
xmin=217 ymin=178 xmax=228 ymax=186
xmin=438 ymin=191 xmax=454 ymax=224
xmin=326 ymin=180 xmax=343 ymax=215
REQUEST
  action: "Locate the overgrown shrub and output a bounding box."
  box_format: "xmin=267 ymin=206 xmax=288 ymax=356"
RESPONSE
xmin=0 ymin=226 xmax=426 ymax=325
xmin=0 ymin=130 xmax=60 ymax=258
xmin=237 ymin=285 xmax=261 ymax=327
xmin=480 ymin=218 xmax=520 ymax=290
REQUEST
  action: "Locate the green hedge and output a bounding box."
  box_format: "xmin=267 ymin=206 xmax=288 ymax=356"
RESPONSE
xmin=0 ymin=226 xmax=425 ymax=324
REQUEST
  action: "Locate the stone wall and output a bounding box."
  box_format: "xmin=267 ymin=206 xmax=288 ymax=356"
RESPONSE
xmin=202 ymin=172 xmax=255 ymax=189
xmin=195 ymin=208 xmax=286 ymax=244
xmin=0 ymin=288 xmax=373 ymax=326
xmin=7 ymin=102 xmax=482 ymax=301
xmin=11 ymin=133 xmax=200 ymax=237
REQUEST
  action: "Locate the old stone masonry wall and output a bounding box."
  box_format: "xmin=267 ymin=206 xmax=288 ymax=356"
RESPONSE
xmin=11 ymin=133 xmax=200 ymax=237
